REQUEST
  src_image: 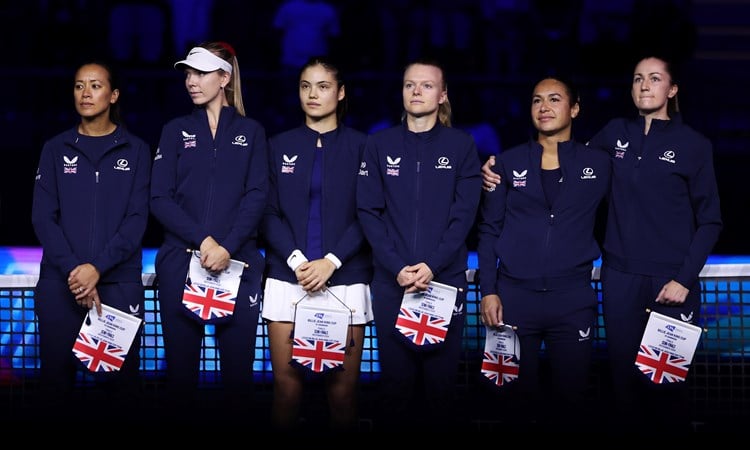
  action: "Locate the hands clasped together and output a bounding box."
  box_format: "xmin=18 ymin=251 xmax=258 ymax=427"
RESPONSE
xmin=68 ymin=263 xmax=102 ymax=315
xmin=199 ymin=236 xmax=231 ymax=273
xmin=398 ymin=262 xmax=434 ymax=294
xmin=296 ymin=258 xmax=336 ymax=293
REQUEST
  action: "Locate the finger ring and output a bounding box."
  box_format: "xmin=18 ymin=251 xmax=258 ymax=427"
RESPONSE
xmin=78 ymin=287 xmax=83 ymax=293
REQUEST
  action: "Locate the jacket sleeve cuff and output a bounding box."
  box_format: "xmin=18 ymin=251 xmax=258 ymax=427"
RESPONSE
xmin=287 ymin=249 xmax=308 ymax=271
xmin=324 ymin=253 xmax=342 ymax=270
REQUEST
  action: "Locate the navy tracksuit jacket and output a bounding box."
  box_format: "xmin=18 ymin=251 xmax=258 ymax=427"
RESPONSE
xmin=477 ymin=139 xmax=611 ymax=420
xmin=357 ymin=122 xmax=481 ymax=427
xmin=32 ymin=125 xmax=151 ymax=407
xmin=587 ymin=114 xmax=722 ymax=421
xmin=150 ymin=106 xmax=268 ymax=408
xmin=263 ymin=124 xmax=372 ymax=286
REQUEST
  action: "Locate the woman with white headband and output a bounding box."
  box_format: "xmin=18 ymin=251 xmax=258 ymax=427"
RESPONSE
xmin=150 ymin=41 xmax=269 ymax=421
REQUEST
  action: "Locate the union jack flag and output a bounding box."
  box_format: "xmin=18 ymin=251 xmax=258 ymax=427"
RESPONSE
xmin=635 ymin=345 xmax=690 ymax=384
xmin=481 ymin=352 xmax=520 ymax=387
xmin=291 ymin=338 xmax=345 ymax=373
xmin=182 ymin=283 xmax=236 ymax=322
xmin=395 ymin=307 xmax=448 ymax=346
xmin=72 ymin=332 xmax=126 ymax=372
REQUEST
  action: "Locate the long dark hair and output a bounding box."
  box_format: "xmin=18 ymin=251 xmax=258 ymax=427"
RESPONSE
xmin=299 ymin=55 xmax=348 ymax=124
xmin=526 ymin=74 xmax=581 ymax=140
xmin=634 ymin=54 xmax=681 ymax=115
xmin=76 ymin=60 xmax=123 ymax=125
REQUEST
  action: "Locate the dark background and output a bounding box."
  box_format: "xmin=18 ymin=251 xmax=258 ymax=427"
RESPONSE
xmin=1 ymin=0 xmax=747 ymax=254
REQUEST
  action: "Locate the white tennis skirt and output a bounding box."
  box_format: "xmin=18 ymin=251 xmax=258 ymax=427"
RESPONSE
xmin=262 ymin=277 xmax=374 ymax=324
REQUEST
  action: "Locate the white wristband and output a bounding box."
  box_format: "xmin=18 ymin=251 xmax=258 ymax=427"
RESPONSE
xmin=287 ymin=249 xmax=308 ymax=271
xmin=324 ymin=253 xmax=342 ymax=270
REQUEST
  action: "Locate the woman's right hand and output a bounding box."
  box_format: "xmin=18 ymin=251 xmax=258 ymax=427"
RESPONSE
xmin=79 ymin=287 xmax=102 ymax=316
xmin=199 ymin=236 xmax=230 ymax=272
xmin=482 ymin=155 xmax=501 ymax=191
xmin=480 ymin=294 xmax=504 ymax=328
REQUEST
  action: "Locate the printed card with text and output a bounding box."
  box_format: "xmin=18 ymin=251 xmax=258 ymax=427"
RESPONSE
xmin=73 ymin=304 xmax=142 ymax=372
xmin=396 ymin=281 xmax=458 ymax=348
xmin=182 ymin=251 xmax=245 ymax=323
xmin=481 ymin=324 xmax=520 ymax=387
xmin=292 ymin=299 xmax=350 ymax=373
xmin=636 ymin=311 xmax=702 ymax=384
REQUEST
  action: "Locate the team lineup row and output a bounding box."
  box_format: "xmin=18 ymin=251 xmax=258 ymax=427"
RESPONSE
xmin=30 ymin=41 xmax=720 ymax=432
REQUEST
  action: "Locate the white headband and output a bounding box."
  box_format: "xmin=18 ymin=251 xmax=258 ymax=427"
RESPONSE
xmin=174 ymin=47 xmax=233 ymax=74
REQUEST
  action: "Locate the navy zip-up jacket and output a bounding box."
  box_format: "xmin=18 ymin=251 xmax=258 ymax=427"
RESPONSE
xmin=32 ymin=126 xmax=151 ymax=282
xmin=587 ymin=114 xmax=722 ymax=288
xmin=262 ymin=124 xmax=372 ymax=285
xmin=150 ymin=107 xmax=268 ymax=261
xmin=357 ymin=122 xmax=481 ymax=287
xmin=477 ymin=140 xmax=611 ymax=296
